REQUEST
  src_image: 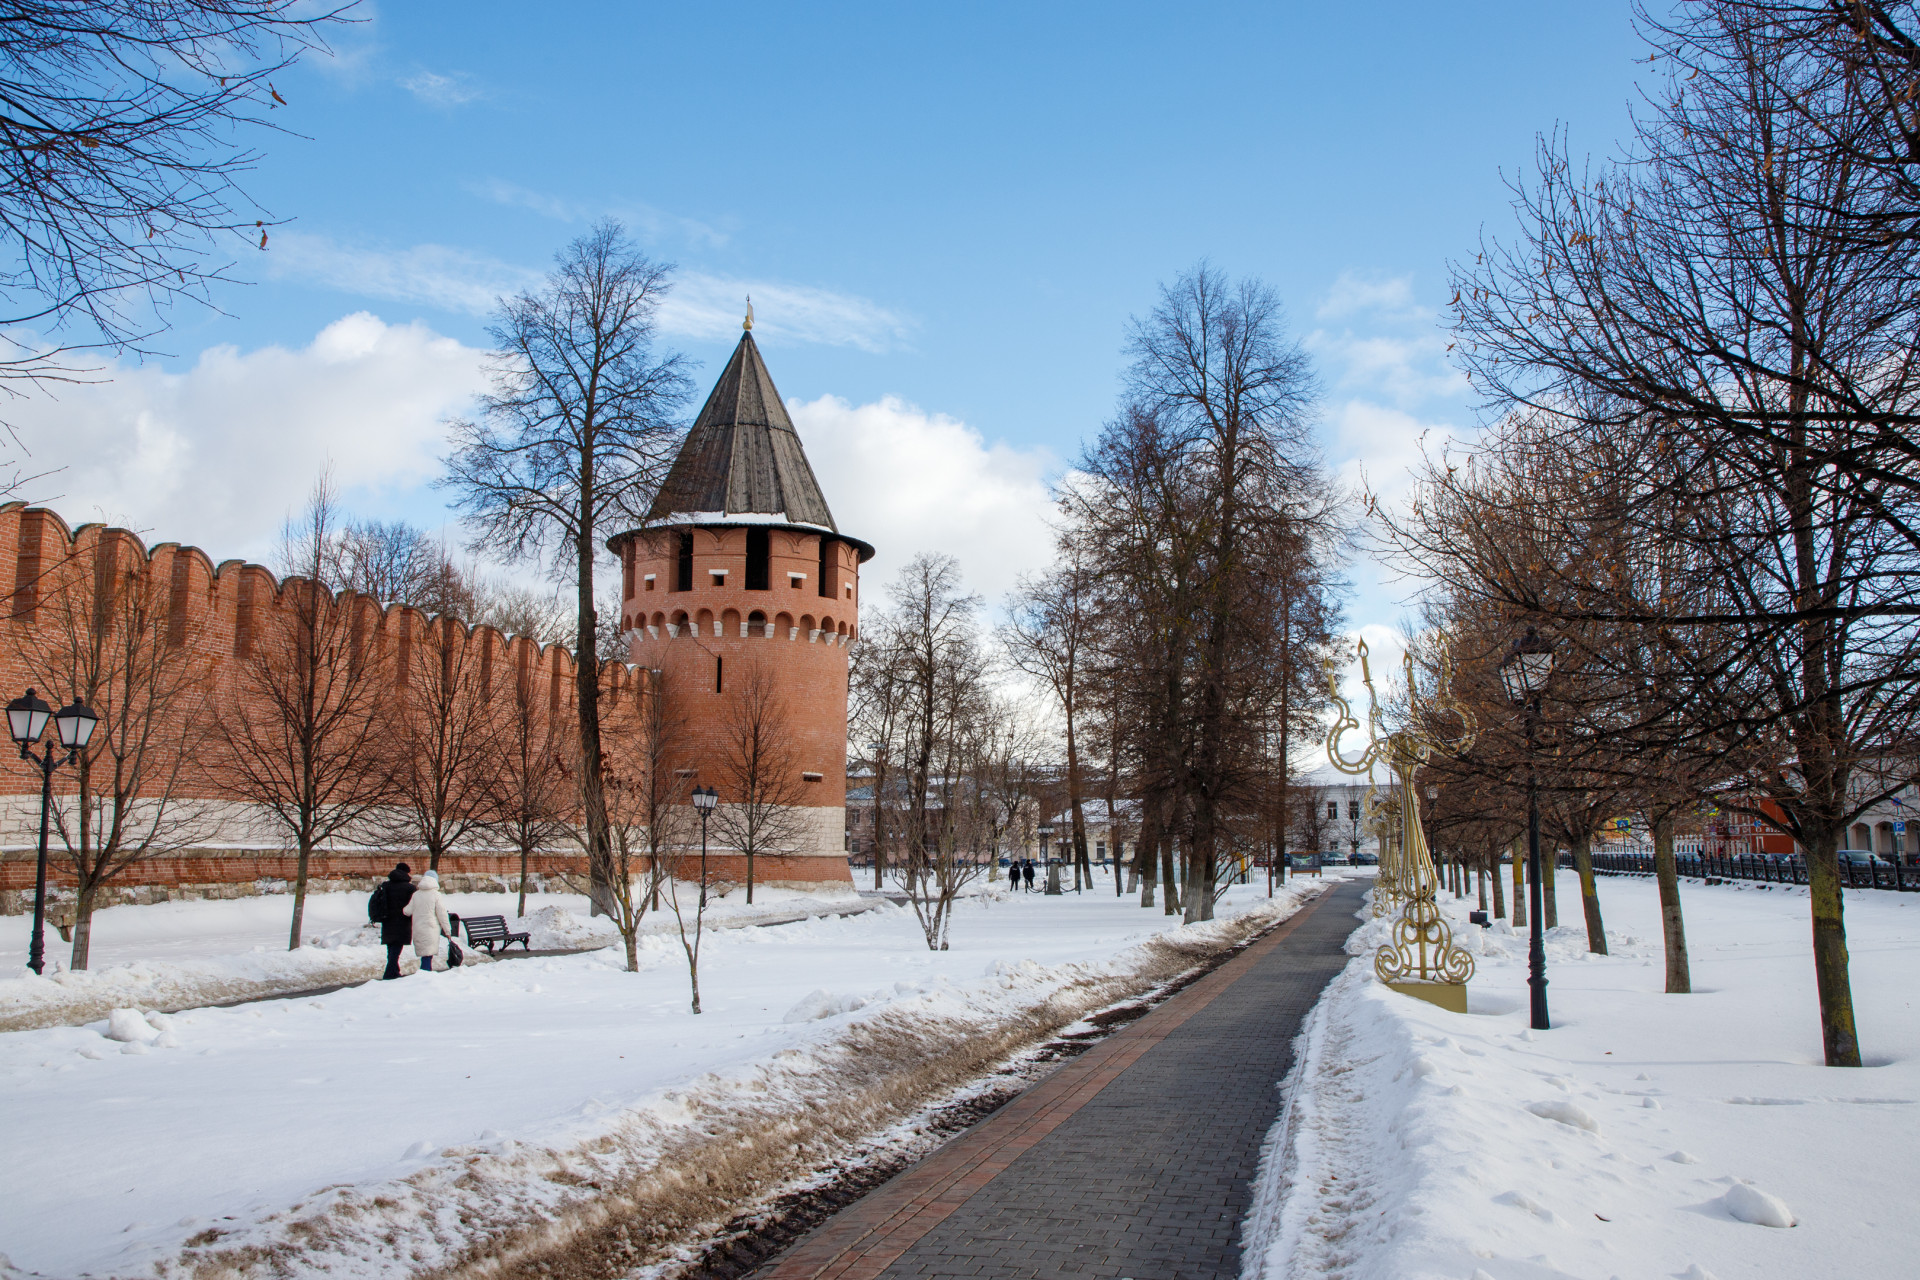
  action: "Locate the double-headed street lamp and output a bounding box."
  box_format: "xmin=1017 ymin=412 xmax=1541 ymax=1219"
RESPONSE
xmin=691 ymin=785 xmax=719 ymax=908
xmin=7 ymin=689 xmax=99 ymax=975
xmin=1498 ymin=627 xmax=1556 ymax=1031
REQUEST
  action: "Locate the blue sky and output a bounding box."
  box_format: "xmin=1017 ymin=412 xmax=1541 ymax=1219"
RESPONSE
xmin=25 ymin=0 xmax=1656 ymax=642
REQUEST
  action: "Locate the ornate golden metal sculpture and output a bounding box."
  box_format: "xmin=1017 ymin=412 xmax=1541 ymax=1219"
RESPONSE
xmin=1325 ymin=639 xmax=1476 ymax=1009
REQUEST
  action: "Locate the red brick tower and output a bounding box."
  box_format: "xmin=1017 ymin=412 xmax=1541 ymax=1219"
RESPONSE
xmin=608 ymin=314 xmax=872 ymax=888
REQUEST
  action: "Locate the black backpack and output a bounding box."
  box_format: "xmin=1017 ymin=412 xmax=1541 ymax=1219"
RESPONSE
xmin=367 ymin=882 xmax=388 ymax=923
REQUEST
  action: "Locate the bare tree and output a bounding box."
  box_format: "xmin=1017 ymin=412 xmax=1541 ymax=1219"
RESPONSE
xmin=29 ymin=534 xmax=210 ymax=968
xmin=1004 ymin=544 xmax=1097 ymax=890
xmin=442 ymin=221 xmax=692 ymax=916
xmin=486 ymin=648 xmax=573 ymax=917
xmin=850 ymin=617 xmax=909 ymax=891
xmin=382 ymin=616 xmax=499 ymax=871
xmin=0 ymin=1 xmax=347 ymax=378
xmin=600 ymin=656 xmax=684 ymax=975
xmin=1409 ymin=5 xmax=1920 ymax=1065
xmin=867 ymin=553 xmax=994 ymax=949
xmin=214 ymin=477 xmax=389 ymax=949
xmin=472 ymin=580 xmax=574 ymax=648
xmin=1288 ymin=784 xmax=1333 ymax=860
xmin=337 ymin=521 xmax=473 ymax=618
xmin=711 ymin=659 xmax=808 ymax=904
xmin=1122 ymin=267 xmax=1325 ymax=921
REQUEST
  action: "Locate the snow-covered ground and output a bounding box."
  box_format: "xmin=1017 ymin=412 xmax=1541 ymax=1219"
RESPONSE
xmin=1248 ymin=869 xmax=1920 ymax=1280
xmin=0 ymin=873 xmax=1333 ymax=1278
xmin=0 ymin=883 xmax=876 ymax=1032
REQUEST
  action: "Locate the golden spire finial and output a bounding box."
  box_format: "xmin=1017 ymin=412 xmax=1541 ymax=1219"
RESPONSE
xmin=744 ymin=295 xmax=754 ymax=332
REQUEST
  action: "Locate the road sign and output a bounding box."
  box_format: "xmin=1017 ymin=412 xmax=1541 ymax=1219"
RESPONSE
xmin=1897 ymin=821 xmax=1907 ymax=835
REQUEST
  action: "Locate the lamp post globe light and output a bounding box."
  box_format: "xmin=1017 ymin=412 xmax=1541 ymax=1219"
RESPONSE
xmin=1038 ymin=821 xmax=1061 ymax=895
xmin=692 ymin=785 xmax=719 ymax=908
xmin=1498 ymin=627 xmax=1555 ymax=1031
xmin=7 ymin=689 xmax=100 ymax=975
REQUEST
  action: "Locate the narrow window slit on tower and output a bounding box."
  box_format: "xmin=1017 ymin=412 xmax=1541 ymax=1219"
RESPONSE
xmin=817 ymin=537 xmax=832 ymax=597
xmin=715 ymin=655 xmax=724 ymax=694
xmin=676 ymin=531 xmax=694 ymax=592
xmin=746 ymin=527 xmax=770 ymax=590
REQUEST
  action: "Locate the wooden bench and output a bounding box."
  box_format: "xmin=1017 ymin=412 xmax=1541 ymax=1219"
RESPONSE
xmin=461 ymin=914 xmax=531 ymax=954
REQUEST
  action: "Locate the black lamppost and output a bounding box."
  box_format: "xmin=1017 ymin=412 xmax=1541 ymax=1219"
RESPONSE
xmin=691 ymin=785 xmax=718 ymax=907
xmin=1499 ymin=628 xmax=1556 ymax=1031
xmin=8 ymin=689 xmax=99 ymax=975
xmin=1038 ymin=821 xmax=1059 ymax=894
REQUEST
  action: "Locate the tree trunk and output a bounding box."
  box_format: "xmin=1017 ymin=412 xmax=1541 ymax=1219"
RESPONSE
xmin=575 ymin=531 xmax=614 ymax=918
xmin=1476 ymin=862 xmax=1487 ymax=911
xmin=1804 ymin=829 xmax=1862 ymax=1066
xmin=288 ymin=840 xmax=312 ymax=950
xmin=1161 ymin=833 xmax=1180 ymax=915
xmin=625 ymin=930 xmax=639 ymax=973
xmin=1489 ymin=845 xmax=1506 ymax=920
xmin=517 ymin=839 xmax=531 ymax=917
xmin=746 ymin=848 xmax=755 ymax=905
xmin=71 ymin=880 xmax=97 ymax=971
xmin=1066 ymin=790 xmax=1088 ymax=891
xmin=1137 ymin=812 xmax=1159 ymax=908
xmin=1183 ymin=810 xmax=1213 ymax=924
xmin=1571 ymin=832 xmax=1606 ymax=954
xmin=1510 ymin=835 xmax=1526 ymax=929
xmin=1651 ymin=813 xmax=1689 ymax=994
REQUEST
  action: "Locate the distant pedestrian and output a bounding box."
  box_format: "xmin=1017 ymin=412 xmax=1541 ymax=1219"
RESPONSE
xmin=369 ymin=863 xmax=416 ymax=980
xmin=404 ymin=870 xmax=454 ymax=972
xmin=1023 ymin=860 xmax=1035 ymax=891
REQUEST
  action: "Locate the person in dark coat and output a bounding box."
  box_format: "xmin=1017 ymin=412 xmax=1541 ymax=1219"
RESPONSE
xmin=1022 ymin=860 xmax=1036 ymax=891
xmin=368 ymin=863 xmax=416 ymax=979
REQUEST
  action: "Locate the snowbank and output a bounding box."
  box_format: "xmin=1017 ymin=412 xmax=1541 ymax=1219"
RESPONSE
xmin=1246 ymin=872 xmax=1919 ymax=1280
xmin=0 ymin=875 xmax=1331 ymax=1278
xmin=0 ymin=885 xmax=875 ymax=1032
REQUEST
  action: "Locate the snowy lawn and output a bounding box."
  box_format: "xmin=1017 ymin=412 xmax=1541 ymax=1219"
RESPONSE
xmin=1248 ymin=868 xmax=1919 ymax=1280
xmin=0 ymin=884 xmax=876 ymax=1032
xmin=0 ymin=875 xmax=1336 ymax=1279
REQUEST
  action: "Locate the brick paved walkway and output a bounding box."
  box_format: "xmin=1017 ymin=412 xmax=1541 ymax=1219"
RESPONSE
xmin=757 ymin=878 xmax=1368 ymax=1280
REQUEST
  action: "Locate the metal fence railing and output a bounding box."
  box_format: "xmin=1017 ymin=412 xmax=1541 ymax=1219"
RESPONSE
xmin=1578 ymin=851 xmax=1920 ymax=892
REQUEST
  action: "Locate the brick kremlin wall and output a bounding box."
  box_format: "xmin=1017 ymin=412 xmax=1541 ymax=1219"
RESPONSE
xmin=0 ymin=503 xmax=855 ymax=911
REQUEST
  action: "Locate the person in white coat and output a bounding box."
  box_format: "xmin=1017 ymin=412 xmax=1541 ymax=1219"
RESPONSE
xmin=404 ymin=870 xmax=453 ymax=971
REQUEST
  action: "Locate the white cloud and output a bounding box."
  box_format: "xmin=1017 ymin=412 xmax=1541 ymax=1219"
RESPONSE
xmin=467 ymin=179 xmax=733 ymax=250
xmin=1326 ymin=398 xmax=1463 ymax=513
xmin=1317 ymin=272 xmax=1424 ymax=322
xmin=9 ymin=314 xmax=488 ymax=561
xmin=667 ymin=276 xmax=909 ymax=353
xmin=3 ymin=315 xmax=1053 ymax=617
xmin=266 ymin=234 xmax=904 ymax=350
xmin=1306 ymin=270 xmax=1466 ymax=411
xmin=267 ymin=232 xmax=543 ymax=316
xmin=787 ymin=394 xmax=1056 ymax=608
xmin=467 ymin=178 xmax=578 ymax=223
xmin=399 ymin=69 xmax=483 ymax=107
